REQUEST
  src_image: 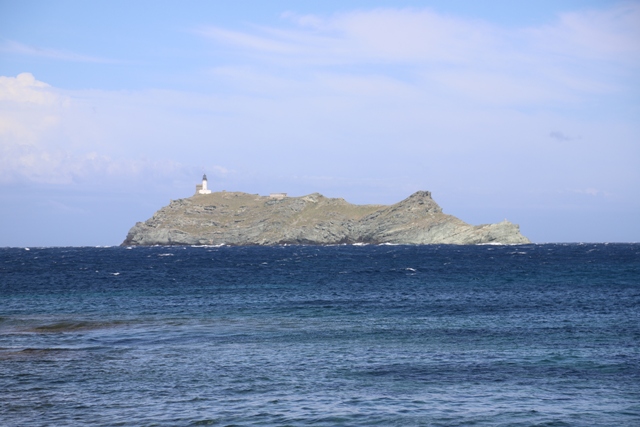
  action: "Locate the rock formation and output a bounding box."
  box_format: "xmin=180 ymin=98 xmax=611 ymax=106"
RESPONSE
xmin=122 ymin=191 xmax=530 ymax=246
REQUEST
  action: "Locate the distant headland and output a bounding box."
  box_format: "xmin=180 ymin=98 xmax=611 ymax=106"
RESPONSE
xmin=122 ymin=175 xmax=530 ymax=246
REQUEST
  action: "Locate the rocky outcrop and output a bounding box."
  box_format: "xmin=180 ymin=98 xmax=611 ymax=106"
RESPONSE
xmin=122 ymin=191 xmax=530 ymax=246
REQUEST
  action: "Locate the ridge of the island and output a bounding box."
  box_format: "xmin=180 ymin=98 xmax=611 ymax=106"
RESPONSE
xmin=122 ymin=175 xmax=530 ymax=246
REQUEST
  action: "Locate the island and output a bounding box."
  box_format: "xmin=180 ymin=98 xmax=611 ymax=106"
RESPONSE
xmin=122 ymin=178 xmax=530 ymax=246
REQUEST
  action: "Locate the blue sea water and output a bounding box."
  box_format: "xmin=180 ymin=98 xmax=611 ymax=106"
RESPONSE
xmin=1 ymin=244 xmax=639 ymax=426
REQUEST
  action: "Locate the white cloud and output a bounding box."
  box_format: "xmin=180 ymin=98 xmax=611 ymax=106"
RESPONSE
xmin=0 ymin=73 xmax=68 ymax=153
xmin=0 ymin=73 xmax=189 ymax=185
xmin=0 ymin=72 xmax=67 ymax=106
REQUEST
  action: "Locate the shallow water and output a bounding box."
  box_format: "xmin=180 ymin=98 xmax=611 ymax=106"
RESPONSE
xmin=1 ymin=244 xmax=639 ymax=426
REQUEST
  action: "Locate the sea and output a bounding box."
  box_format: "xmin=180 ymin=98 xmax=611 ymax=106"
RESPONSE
xmin=1 ymin=244 xmax=639 ymax=426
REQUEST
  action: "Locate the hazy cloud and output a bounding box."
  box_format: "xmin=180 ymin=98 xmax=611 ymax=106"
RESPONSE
xmin=0 ymin=40 xmax=117 ymax=63
xmin=201 ymin=8 xmax=498 ymax=65
xmin=549 ymin=131 xmax=579 ymax=142
xmin=526 ymin=2 xmax=640 ymax=63
xmin=198 ymin=4 xmax=638 ymax=107
xmin=196 ymin=27 xmax=301 ymax=54
xmin=565 ymin=188 xmax=610 ymax=197
xmin=202 ymin=5 xmax=640 ymax=66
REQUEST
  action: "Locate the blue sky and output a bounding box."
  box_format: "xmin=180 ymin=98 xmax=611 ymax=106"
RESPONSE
xmin=1 ymin=0 xmax=638 ymax=246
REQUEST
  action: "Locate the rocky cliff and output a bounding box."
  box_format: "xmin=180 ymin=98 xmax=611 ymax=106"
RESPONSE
xmin=122 ymin=191 xmax=530 ymax=246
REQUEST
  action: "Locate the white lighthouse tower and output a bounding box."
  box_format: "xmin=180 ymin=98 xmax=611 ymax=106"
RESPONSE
xmin=196 ymin=174 xmax=211 ymax=195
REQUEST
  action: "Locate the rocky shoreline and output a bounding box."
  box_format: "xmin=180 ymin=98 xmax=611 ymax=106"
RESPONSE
xmin=122 ymin=190 xmax=530 ymax=246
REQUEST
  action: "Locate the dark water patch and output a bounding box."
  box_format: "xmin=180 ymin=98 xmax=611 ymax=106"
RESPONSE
xmin=28 ymin=320 xmax=129 ymax=333
xmin=348 ymin=357 xmax=640 ymax=387
xmin=0 ymin=347 xmax=87 ymax=361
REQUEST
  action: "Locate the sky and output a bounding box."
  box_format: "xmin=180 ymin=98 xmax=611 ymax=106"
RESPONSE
xmin=0 ymin=0 xmax=638 ymax=246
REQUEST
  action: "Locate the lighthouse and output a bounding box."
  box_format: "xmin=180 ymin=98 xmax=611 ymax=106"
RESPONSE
xmin=196 ymin=174 xmax=211 ymax=195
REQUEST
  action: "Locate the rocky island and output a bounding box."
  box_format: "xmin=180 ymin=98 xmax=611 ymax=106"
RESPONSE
xmin=122 ymin=186 xmax=530 ymax=246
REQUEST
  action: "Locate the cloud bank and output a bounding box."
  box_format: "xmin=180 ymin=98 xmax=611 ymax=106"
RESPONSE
xmin=1 ymin=3 xmax=638 ymax=203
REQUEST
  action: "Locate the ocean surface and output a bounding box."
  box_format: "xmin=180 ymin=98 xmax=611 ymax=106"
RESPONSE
xmin=1 ymin=244 xmax=639 ymax=426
